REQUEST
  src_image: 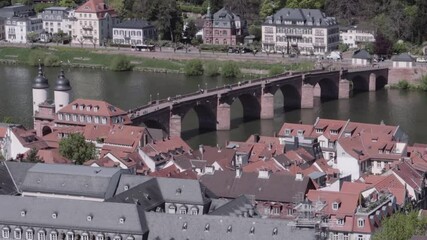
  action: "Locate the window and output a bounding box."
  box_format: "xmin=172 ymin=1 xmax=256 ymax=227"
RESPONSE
xmin=96 ymin=235 xmax=104 ymax=240
xmin=66 ymin=232 xmax=73 ymax=240
xmin=315 ymin=128 xmax=324 ymax=133
xmin=337 ymin=218 xmax=344 ymax=225
xmin=72 ymin=114 xmax=77 ymax=122
xmin=284 ymin=129 xmax=291 ymax=135
xmin=287 ymin=208 xmax=293 ymax=216
xmin=272 ymin=207 xmax=280 ymax=215
xmin=87 ymin=116 xmax=92 ymax=123
xmin=79 ymin=105 xmax=84 ymax=110
xmin=357 ymin=235 xmax=364 ymax=240
xmin=113 ymin=236 xmax=121 ymax=240
xmin=332 ymin=233 xmax=338 ymax=240
xmin=37 ymin=231 xmax=46 ymax=240
xmin=58 ymin=113 xmax=63 ymax=120
xmin=26 ymin=230 xmax=33 ymax=240
xmin=343 ymin=233 xmax=349 ymax=240
xmin=101 ymin=117 xmax=107 ymax=124
xmin=190 ymin=207 xmax=198 ymax=215
xmin=65 ymin=114 xmax=70 ymax=121
xmin=180 ymin=206 xmax=187 ymax=214
xmin=2 ymin=227 xmax=10 ymax=239
xmin=358 ymin=218 xmax=365 ymax=227
xmin=80 ymin=115 xmax=85 ymax=122
xmin=14 ymin=229 xmax=22 ymax=239
xmin=72 ymin=104 xmax=77 ymax=110
xmin=49 ymin=232 xmax=57 ymax=240
xmin=332 ymin=202 xmax=339 ymax=210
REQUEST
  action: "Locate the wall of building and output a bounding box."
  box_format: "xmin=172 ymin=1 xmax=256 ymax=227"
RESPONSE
xmin=336 ymin=142 xmax=361 ymax=180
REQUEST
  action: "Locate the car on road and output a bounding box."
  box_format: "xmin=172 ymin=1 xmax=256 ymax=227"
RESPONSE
xmin=326 ymin=51 xmax=342 ymax=61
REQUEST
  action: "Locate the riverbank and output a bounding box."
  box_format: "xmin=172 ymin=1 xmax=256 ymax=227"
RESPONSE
xmin=0 ymin=46 xmax=314 ymax=77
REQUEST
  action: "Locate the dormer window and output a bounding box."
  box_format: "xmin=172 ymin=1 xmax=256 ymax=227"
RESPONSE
xmin=94 ymin=106 xmax=99 ymax=112
xmin=316 ymin=128 xmax=324 ymax=133
xmin=50 ymin=231 xmax=58 ymax=240
xmin=79 ymin=105 xmax=84 ymax=110
xmin=26 ymin=229 xmax=34 ymax=240
xmin=86 ymin=105 xmax=91 ymax=111
xmin=72 ymin=104 xmax=77 ymax=110
xmin=330 ymin=130 xmax=339 ymax=135
xmin=358 ymin=218 xmax=365 ymax=227
xmin=96 ymin=235 xmax=104 ymax=240
xmin=191 ymin=207 xmax=198 ymax=215
xmin=14 ymin=228 xmax=22 ymax=240
xmin=297 ymin=130 xmax=304 ymax=136
xmin=284 ymin=129 xmax=291 ymax=135
xmin=37 ymin=231 xmax=45 ymax=240
xmin=168 ymin=204 xmax=176 ymax=214
xmin=81 ymin=233 xmax=89 ymax=240
xmin=180 ymin=205 xmax=187 ymax=214
xmin=66 ymin=232 xmax=74 ymax=240
xmin=2 ymin=227 xmax=10 ymax=239
xmin=337 ymin=218 xmax=345 ymax=225
xmin=332 ymin=202 xmax=339 ymax=210
xmin=58 ymin=114 xmax=63 ymax=120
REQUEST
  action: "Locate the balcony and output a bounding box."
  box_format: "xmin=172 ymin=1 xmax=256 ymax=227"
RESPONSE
xmin=82 ymin=25 xmax=93 ymax=31
xmin=313 ymin=42 xmax=326 ymax=47
xmin=82 ymin=33 xmax=93 ymax=39
xmin=286 ymin=32 xmax=303 ymax=37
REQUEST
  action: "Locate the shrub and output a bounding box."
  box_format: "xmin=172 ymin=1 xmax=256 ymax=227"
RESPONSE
xmin=396 ymin=80 xmax=410 ymax=90
xmin=184 ymin=59 xmax=204 ymax=76
xmin=269 ymin=65 xmax=285 ymax=76
xmin=109 ymin=56 xmax=132 ymax=71
xmin=419 ymin=75 xmax=427 ymax=91
xmin=221 ymin=61 xmax=241 ymax=78
xmin=27 ymin=51 xmax=46 ymax=66
xmin=204 ymin=62 xmax=220 ymax=77
xmin=44 ymin=55 xmax=61 ymax=67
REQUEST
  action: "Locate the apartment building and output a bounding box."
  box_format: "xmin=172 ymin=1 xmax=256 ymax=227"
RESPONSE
xmin=71 ymin=0 xmax=119 ymax=46
xmin=203 ymin=7 xmax=246 ymax=45
xmin=38 ymin=7 xmax=72 ymax=36
xmin=5 ymin=16 xmax=43 ymax=43
xmin=262 ymin=8 xmax=339 ymax=55
xmin=340 ymin=26 xmax=375 ymax=49
xmin=112 ymin=19 xmax=156 ymax=46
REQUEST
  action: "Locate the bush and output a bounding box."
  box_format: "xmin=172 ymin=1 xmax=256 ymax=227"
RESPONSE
xmin=44 ymin=55 xmax=61 ymax=67
xmin=184 ymin=59 xmax=204 ymax=76
xmin=199 ymin=44 xmax=228 ymax=53
xmin=27 ymin=51 xmax=46 ymax=66
xmin=269 ymin=65 xmax=285 ymax=76
xmin=204 ymin=62 xmax=220 ymax=77
xmin=396 ymin=80 xmax=410 ymax=90
xmin=221 ymin=61 xmax=241 ymax=78
xmin=419 ymin=76 xmax=427 ymax=91
xmin=109 ymin=56 xmax=132 ymax=71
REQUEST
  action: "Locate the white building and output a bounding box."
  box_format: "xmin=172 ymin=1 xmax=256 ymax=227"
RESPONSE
xmin=262 ymin=8 xmax=339 ymax=55
xmin=5 ymin=16 xmax=43 ymax=43
xmin=392 ymin=53 xmax=415 ymax=68
xmin=352 ymin=49 xmax=372 ymax=66
xmin=340 ymin=26 xmax=375 ymax=49
xmin=71 ymin=0 xmax=119 ymax=46
xmin=112 ymin=19 xmax=156 ymax=46
xmin=38 ymin=7 xmax=72 ymax=36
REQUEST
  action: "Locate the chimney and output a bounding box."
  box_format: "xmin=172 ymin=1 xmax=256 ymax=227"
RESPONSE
xmin=235 ymin=167 xmax=242 ymax=178
xmin=199 ymin=144 xmax=204 ymax=159
xmin=295 ymin=172 xmax=304 ymax=181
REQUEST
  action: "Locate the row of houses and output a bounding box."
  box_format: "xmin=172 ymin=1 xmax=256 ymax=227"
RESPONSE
xmin=0 ymin=2 xmax=374 ymax=53
xmin=0 ymin=0 xmax=157 ymax=45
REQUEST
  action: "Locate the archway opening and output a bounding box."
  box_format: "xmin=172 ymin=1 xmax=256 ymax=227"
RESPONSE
xmin=351 ymin=75 xmax=369 ymax=93
xmin=237 ymin=93 xmax=261 ymax=120
xmin=42 ymin=126 xmax=52 ymax=136
xmin=181 ymin=104 xmax=217 ymax=139
xmin=279 ymin=84 xmax=301 ymax=111
xmin=376 ymin=76 xmax=387 ymax=90
xmin=315 ymin=78 xmax=338 ymax=100
xmin=142 ymin=119 xmax=166 ymax=132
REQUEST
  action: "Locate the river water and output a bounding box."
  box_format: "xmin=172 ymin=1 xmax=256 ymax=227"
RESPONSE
xmin=0 ymin=64 xmax=425 ymax=148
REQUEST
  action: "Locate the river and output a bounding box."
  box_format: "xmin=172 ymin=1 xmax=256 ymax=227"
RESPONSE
xmin=0 ymin=64 xmax=425 ymax=148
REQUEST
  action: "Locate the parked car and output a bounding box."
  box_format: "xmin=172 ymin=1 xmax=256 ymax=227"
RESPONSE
xmin=326 ymin=51 xmax=342 ymax=61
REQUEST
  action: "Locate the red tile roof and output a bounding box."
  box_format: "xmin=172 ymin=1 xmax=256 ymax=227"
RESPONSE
xmin=0 ymin=127 xmax=6 ymax=138
xmin=59 ymin=99 xmax=128 ymax=118
xmin=75 ymin=0 xmax=117 ymax=17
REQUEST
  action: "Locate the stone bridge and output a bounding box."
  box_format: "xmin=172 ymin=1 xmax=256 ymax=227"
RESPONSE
xmin=129 ymin=67 xmax=389 ymax=136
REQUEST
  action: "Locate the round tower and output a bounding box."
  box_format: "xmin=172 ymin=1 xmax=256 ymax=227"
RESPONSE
xmin=32 ymin=63 xmax=49 ymax=115
xmin=54 ymin=69 xmax=72 ymax=113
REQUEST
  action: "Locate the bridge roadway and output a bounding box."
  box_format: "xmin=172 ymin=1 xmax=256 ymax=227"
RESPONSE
xmin=128 ymin=67 xmax=389 ymax=136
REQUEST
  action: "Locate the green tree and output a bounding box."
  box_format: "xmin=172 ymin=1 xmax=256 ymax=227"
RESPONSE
xmin=184 ymin=19 xmax=198 ymax=42
xmin=259 ymin=0 xmax=280 ymax=19
xmin=109 ymin=56 xmax=132 ymax=71
xmin=2 ymin=116 xmax=14 ymax=123
xmin=286 ymin=0 xmax=324 ymax=9
xmin=248 ymin=24 xmax=261 ymax=41
xmin=373 ymin=211 xmax=427 ymax=240
xmin=221 ymin=61 xmax=241 ymax=78
xmin=34 ymin=3 xmax=53 ymax=13
xmin=25 ymin=148 xmax=42 ymax=163
xmin=26 ymin=32 xmax=39 ymax=44
xmin=58 ymin=0 xmax=76 ymax=8
xmin=59 ymin=133 xmax=96 ymax=165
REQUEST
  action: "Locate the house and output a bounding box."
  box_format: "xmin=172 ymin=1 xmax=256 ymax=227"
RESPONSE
xmin=392 ymin=53 xmax=415 ymax=68
xmin=71 ymin=0 xmax=119 ymax=46
xmin=340 ymin=26 xmax=375 ymax=49
xmin=200 ymin=170 xmax=316 ymax=218
xmin=352 ymin=49 xmax=372 ymax=66
xmin=0 ymin=4 xmax=34 ymax=18
xmin=112 ymin=19 xmax=156 ymax=46
xmin=202 ymin=7 xmax=246 ymax=45
xmin=262 ymin=8 xmax=339 ymax=55
xmin=38 ymin=7 xmax=73 ymax=41
xmin=5 ymin=16 xmax=43 ymax=43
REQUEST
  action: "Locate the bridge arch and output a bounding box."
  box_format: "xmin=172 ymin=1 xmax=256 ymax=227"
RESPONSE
xmin=350 ymin=75 xmax=369 ymax=92
xmin=236 ymin=93 xmax=261 ymax=120
xmin=376 ymin=75 xmax=387 ymax=90
xmin=314 ymin=78 xmax=338 ymax=99
xmin=181 ymin=104 xmax=217 ymax=131
xmin=279 ymin=84 xmax=301 ymax=110
xmin=42 ymin=126 xmax=52 ymax=136
xmin=141 ymin=119 xmax=167 ymax=132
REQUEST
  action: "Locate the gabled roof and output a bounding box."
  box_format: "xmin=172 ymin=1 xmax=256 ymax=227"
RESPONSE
xmin=75 ymin=0 xmax=116 ymax=16
xmin=200 ymin=171 xmax=314 ymax=203
xmin=0 ymin=195 xmax=148 ymax=234
xmin=114 ymin=19 xmax=154 ymax=29
xmin=0 ymin=161 xmax=19 ymax=195
xmin=58 ymin=98 xmax=128 ymax=118
xmin=266 ymin=8 xmax=337 ymax=27
xmin=209 ymin=195 xmax=258 ymax=217
xmin=352 ymin=49 xmax=372 ymax=59
xmin=392 ymin=53 xmax=415 ymax=62
xmin=20 ymin=163 xmax=124 ymax=199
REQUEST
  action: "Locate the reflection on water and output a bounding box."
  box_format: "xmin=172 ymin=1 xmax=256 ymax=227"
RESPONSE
xmin=0 ymin=65 xmax=426 ymax=148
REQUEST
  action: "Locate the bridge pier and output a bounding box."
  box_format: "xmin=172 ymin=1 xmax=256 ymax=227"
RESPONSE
xmin=301 ymin=84 xmax=314 ymax=108
xmin=369 ymin=73 xmax=376 ymax=91
xmin=216 ymin=103 xmax=231 ymax=130
xmin=169 ymin=114 xmax=182 ymax=137
xmin=260 ymin=93 xmax=274 ymax=119
xmin=339 ymin=79 xmax=351 ymax=99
